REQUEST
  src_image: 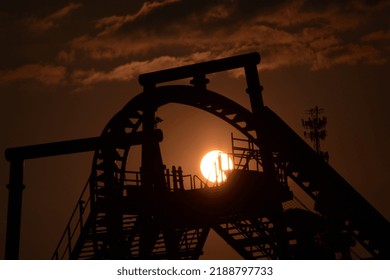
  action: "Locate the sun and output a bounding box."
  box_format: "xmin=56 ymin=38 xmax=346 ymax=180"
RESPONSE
xmin=200 ymin=150 xmax=233 ymax=184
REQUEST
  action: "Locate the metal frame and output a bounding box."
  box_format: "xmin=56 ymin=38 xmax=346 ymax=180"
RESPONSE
xmin=5 ymin=52 xmax=390 ymax=260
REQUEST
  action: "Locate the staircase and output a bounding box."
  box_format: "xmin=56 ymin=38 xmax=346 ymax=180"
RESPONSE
xmin=213 ymin=218 xmax=279 ymax=259
xmin=215 ymin=136 xmax=293 ymax=259
xmin=52 ymin=169 xmax=211 ymax=259
xmin=231 ymin=135 xmax=262 ymax=171
xmin=258 ymin=107 xmax=390 ymax=258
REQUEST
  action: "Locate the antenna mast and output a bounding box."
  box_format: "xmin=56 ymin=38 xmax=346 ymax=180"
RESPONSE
xmin=302 ymin=105 xmax=329 ymax=162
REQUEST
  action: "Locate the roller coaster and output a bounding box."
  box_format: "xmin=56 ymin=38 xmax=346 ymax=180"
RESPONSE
xmin=5 ymin=52 xmax=390 ymax=259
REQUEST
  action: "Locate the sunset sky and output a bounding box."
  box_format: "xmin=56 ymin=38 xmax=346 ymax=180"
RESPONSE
xmin=1 ymin=0 xmax=390 ymax=259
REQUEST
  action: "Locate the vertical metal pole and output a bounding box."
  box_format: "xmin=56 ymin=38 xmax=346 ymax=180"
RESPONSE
xmin=165 ymin=168 xmax=171 ymax=190
xmin=172 ymin=166 xmax=178 ymax=191
xmin=5 ymin=159 xmax=25 ymax=259
xmin=244 ymin=63 xmax=274 ymax=180
xmin=79 ymin=200 xmax=84 ymax=229
xmin=178 ymin=167 xmax=184 ymax=191
xmin=141 ymin=85 xmax=167 ymax=190
xmin=244 ymin=63 xmax=264 ymax=111
xmin=139 ymin=85 xmax=168 ymax=258
xmin=163 ymin=225 xmax=179 ymax=259
xmin=103 ymin=143 xmax=125 ymax=259
xmin=67 ymin=225 xmax=72 ymax=257
xmin=244 ymin=63 xmax=290 ymax=259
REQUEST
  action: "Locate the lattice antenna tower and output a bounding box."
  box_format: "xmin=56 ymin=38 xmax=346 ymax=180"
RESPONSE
xmin=302 ymin=105 xmax=329 ymax=162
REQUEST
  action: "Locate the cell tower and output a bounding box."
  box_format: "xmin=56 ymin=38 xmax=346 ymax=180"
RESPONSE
xmin=302 ymin=106 xmax=329 ymax=162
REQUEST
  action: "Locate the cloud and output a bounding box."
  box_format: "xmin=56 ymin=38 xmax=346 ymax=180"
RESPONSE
xmin=361 ymin=30 xmax=390 ymax=42
xmin=96 ymin=0 xmax=180 ymax=36
xmin=202 ymin=3 xmax=235 ymax=23
xmin=252 ymin=1 xmax=353 ymax=35
xmin=0 ymin=64 xmax=67 ymax=85
xmin=311 ymin=44 xmax=385 ymax=70
xmin=25 ymin=2 xmax=82 ymax=33
xmin=60 ymin=0 xmax=388 ymax=73
xmin=57 ymin=49 xmax=76 ymax=63
xmin=3 ymin=0 xmax=389 ymax=88
xmin=71 ymin=52 xmax=211 ymax=87
xmin=68 ymin=35 xmax=155 ymax=60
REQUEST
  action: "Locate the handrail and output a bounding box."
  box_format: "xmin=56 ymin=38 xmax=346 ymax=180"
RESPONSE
xmin=192 ymin=175 xmax=209 ymax=189
xmin=124 ymin=170 xmax=142 ymax=187
xmin=52 ymin=177 xmax=91 ymax=259
xmin=51 ymin=170 xmax=219 ymax=259
xmin=231 ymin=135 xmax=262 ymax=171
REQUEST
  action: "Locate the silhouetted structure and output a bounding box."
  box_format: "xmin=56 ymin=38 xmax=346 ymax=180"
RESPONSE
xmin=302 ymin=106 xmax=329 ymax=162
xmin=4 ymin=52 xmax=390 ymax=260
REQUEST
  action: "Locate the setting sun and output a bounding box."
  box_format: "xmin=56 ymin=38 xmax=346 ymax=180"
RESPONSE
xmin=200 ymin=150 xmax=233 ymax=184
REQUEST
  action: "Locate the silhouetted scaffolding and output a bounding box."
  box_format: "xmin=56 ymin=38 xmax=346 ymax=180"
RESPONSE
xmin=4 ymin=53 xmax=390 ymax=260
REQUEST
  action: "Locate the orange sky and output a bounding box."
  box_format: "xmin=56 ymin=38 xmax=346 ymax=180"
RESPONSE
xmin=1 ymin=0 xmax=390 ymax=259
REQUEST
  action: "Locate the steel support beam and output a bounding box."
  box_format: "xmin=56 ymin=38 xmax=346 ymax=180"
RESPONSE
xmin=138 ymin=52 xmax=261 ymax=86
xmin=4 ymin=129 xmax=163 ymax=259
xmin=5 ymin=130 xmax=163 ymax=161
xmin=5 ymin=160 xmax=25 ymax=259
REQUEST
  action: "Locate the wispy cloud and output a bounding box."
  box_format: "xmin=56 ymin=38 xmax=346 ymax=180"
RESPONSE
xmin=202 ymin=3 xmax=235 ymax=23
xmin=96 ymin=0 xmax=180 ymax=36
xmin=25 ymin=2 xmax=82 ymax=33
xmin=71 ymin=52 xmax=211 ymax=87
xmin=0 ymin=64 xmax=67 ymax=85
xmin=361 ymin=30 xmax=390 ymax=42
xmin=311 ymin=44 xmax=385 ymax=70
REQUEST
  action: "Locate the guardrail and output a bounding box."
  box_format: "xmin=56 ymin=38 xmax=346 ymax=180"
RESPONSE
xmin=52 ymin=178 xmax=91 ymax=260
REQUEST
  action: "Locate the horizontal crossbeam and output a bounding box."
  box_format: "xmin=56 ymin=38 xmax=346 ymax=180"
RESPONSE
xmin=5 ymin=130 xmax=163 ymax=161
xmin=138 ymin=52 xmax=261 ymax=86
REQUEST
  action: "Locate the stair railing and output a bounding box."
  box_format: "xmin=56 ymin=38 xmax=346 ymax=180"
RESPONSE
xmin=52 ymin=177 xmax=91 ymax=259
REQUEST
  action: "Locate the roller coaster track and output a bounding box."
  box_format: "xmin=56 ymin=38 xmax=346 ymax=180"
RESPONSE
xmin=49 ymin=83 xmax=390 ymax=259
xmin=16 ymin=52 xmax=384 ymax=260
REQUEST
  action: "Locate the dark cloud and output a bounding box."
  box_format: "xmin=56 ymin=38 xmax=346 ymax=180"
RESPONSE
xmin=24 ymin=2 xmax=82 ymax=33
xmin=362 ymin=30 xmax=390 ymax=42
xmin=1 ymin=0 xmax=389 ymax=88
xmin=0 ymin=64 xmax=67 ymax=85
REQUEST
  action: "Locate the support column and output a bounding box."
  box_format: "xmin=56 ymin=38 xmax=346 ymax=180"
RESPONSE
xmin=102 ymin=142 xmax=125 ymax=259
xmin=245 ymin=63 xmax=290 ymax=259
xmin=5 ymin=159 xmax=25 ymax=259
xmin=141 ymin=86 xmax=167 ymax=190
xmin=244 ymin=63 xmax=275 ymax=182
xmin=139 ymin=85 xmax=168 ymax=258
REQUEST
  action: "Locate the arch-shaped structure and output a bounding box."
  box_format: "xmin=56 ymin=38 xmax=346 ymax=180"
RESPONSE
xmin=87 ymin=85 xmax=293 ymax=259
xmin=92 ymin=85 xmax=258 ymax=189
